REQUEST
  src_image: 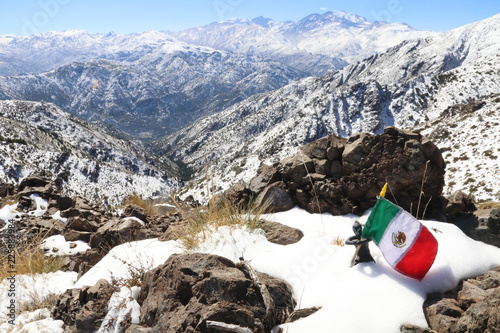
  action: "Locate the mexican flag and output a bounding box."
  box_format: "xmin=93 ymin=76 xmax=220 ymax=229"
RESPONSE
xmin=362 ymin=187 xmax=438 ymax=280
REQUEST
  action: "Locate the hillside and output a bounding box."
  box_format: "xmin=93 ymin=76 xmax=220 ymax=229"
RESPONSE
xmin=0 ymin=40 xmax=303 ymax=138
xmin=0 ymin=12 xmax=435 ymax=139
xmin=159 ymin=14 xmax=500 ymax=202
xmin=0 ymin=100 xmax=180 ymax=204
xmin=173 ymin=11 xmax=434 ymax=76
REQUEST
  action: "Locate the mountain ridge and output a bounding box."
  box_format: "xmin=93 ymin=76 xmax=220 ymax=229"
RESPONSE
xmin=161 ymin=13 xmax=500 ymax=202
xmin=0 ymin=100 xmax=181 ymax=204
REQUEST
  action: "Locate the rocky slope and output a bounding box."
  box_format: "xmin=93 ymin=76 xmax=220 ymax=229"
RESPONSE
xmin=0 ymin=100 xmax=180 ymax=205
xmin=0 ymin=12 xmax=435 ymax=139
xmin=416 ymin=94 xmax=500 ymax=201
xmin=160 ymin=14 xmax=500 ymax=202
xmin=172 ymin=11 xmax=434 ymax=76
xmin=0 ymin=38 xmax=303 ymax=138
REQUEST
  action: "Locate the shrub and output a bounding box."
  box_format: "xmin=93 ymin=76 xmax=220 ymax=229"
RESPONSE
xmin=172 ymin=197 xmax=268 ymax=251
xmin=122 ymin=194 xmax=159 ymax=216
xmin=0 ymin=230 xmax=64 ymax=282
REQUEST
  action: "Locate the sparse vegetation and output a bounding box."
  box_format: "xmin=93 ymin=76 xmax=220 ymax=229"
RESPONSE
xmin=122 ymin=193 xmax=159 ymax=216
xmin=110 ymin=254 xmax=153 ymax=289
xmin=18 ymin=292 xmax=59 ymax=313
xmin=0 ymin=135 xmax=28 ymax=145
xmin=478 ymin=201 xmax=500 ymax=209
xmin=331 ymin=236 xmax=345 ymax=247
xmin=0 ymin=230 xmax=64 ymax=282
xmin=172 ymin=197 xmax=268 ymax=251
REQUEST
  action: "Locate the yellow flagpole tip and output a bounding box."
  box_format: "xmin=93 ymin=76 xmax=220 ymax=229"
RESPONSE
xmin=380 ymin=183 xmax=388 ymax=198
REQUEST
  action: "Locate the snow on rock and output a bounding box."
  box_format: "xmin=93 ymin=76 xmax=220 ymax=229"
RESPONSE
xmin=0 ymin=271 xmax=77 ymax=331
xmin=74 ymin=239 xmax=180 ymax=288
xmin=98 ymin=286 xmax=141 ymax=333
xmin=41 ymin=235 xmax=90 ymax=256
xmin=74 ymin=207 xmax=500 ymax=332
xmin=4 ymin=309 xmax=64 ymax=333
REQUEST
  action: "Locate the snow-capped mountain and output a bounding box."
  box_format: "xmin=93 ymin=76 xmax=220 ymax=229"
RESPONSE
xmin=160 ymin=14 xmax=500 ymax=202
xmin=0 ymin=12 xmax=434 ymax=139
xmin=0 ymin=100 xmax=181 ymax=204
xmin=0 ymin=30 xmax=191 ymax=76
xmin=0 ymin=39 xmax=303 ymax=138
xmin=172 ymin=11 xmax=435 ymax=76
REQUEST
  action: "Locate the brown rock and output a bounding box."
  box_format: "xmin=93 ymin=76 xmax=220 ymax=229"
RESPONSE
xmin=399 ymin=324 xmax=434 ymax=333
xmin=445 ymin=191 xmax=477 ymax=216
xmin=89 ymin=218 xmax=146 ymax=249
xmin=488 ymin=209 xmax=500 ymax=235
xmin=123 ymin=204 xmax=148 ymax=222
xmin=248 ymin=164 xmax=281 ymax=194
xmin=221 ymin=182 xmax=252 ymax=208
xmin=224 ymin=127 xmax=445 ymax=217
xmin=64 ymin=229 xmax=93 ymax=242
xmin=53 ymin=279 xmax=115 ymax=333
xmin=425 ymin=267 xmax=500 ymax=333
xmin=457 ymin=281 xmax=488 ymax=309
xmin=138 ymin=253 xmax=295 ymax=332
xmin=66 ymin=217 xmax=99 ymax=232
xmin=255 ymin=182 xmax=295 ymax=213
xmin=280 ymin=154 xmax=315 ymax=186
xmin=260 ymin=220 xmax=304 ymax=245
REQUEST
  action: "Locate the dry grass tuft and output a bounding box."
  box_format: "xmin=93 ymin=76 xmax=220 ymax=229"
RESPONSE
xmin=109 ymin=254 xmax=153 ymax=289
xmin=18 ymin=291 xmax=59 ymax=313
xmin=172 ymin=197 xmax=268 ymax=251
xmin=478 ymin=201 xmax=500 ymax=209
xmin=122 ymin=193 xmax=160 ymax=216
xmin=0 ymin=194 xmax=17 ymax=209
xmin=331 ymin=236 xmax=345 ymax=247
xmin=0 ymin=230 xmax=64 ymax=282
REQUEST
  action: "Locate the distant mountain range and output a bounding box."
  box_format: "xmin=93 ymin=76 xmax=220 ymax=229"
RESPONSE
xmin=160 ymin=14 xmax=500 ymax=202
xmin=172 ymin=11 xmax=434 ymax=76
xmin=0 ymin=12 xmax=499 ymax=203
xmin=0 ymin=11 xmax=433 ymax=138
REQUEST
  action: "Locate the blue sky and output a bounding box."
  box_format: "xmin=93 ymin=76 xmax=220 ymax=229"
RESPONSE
xmin=0 ymin=0 xmax=499 ymax=35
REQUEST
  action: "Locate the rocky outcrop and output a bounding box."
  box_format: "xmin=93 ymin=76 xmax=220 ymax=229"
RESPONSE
xmin=224 ymin=127 xmax=446 ymax=217
xmin=53 ymin=279 xmax=115 ymax=333
xmin=137 ymin=253 xmax=295 ymax=332
xmin=444 ymin=191 xmax=476 ymax=216
xmin=422 ymin=266 xmax=500 ymax=333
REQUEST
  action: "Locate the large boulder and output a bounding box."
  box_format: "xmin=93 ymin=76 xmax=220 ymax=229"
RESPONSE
xmin=254 ymin=181 xmax=295 ymax=213
xmin=137 ymin=253 xmax=295 ymax=332
xmin=488 ymin=209 xmax=500 ymax=235
xmin=225 ymin=127 xmax=446 ymax=217
xmin=16 ymin=175 xmax=58 ymax=200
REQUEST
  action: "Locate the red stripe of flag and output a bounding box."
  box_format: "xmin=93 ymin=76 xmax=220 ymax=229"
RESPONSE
xmin=394 ymin=226 xmax=438 ymax=280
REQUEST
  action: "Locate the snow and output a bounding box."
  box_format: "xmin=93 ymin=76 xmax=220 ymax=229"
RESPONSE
xmin=74 ymin=238 xmax=180 ymax=288
xmin=27 ymin=194 xmax=47 ymax=217
xmin=41 ymin=235 xmax=90 ymax=256
xmin=51 ymin=211 xmax=67 ymax=223
xmin=98 ymin=286 xmax=141 ymax=333
xmin=122 ymin=216 xmax=145 ymax=226
xmin=0 ymin=204 xmax=19 ymax=230
xmin=7 ymin=309 xmax=64 ymax=333
xmin=71 ymin=207 xmax=500 ymax=333
xmin=0 ymin=271 xmax=77 ymax=332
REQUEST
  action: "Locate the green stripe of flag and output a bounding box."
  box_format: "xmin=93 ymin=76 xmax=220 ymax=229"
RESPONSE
xmin=362 ymin=198 xmax=400 ymax=244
